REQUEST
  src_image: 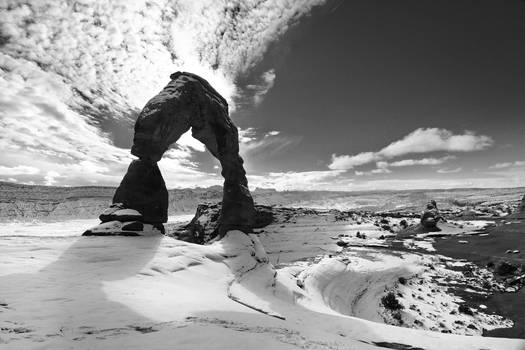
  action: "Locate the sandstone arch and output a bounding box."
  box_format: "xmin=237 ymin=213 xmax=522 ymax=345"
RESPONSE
xmin=96 ymin=72 xmax=255 ymax=236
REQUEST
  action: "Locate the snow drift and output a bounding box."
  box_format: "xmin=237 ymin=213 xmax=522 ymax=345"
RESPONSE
xmin=1 ymin=222 xmax=524 ymax=349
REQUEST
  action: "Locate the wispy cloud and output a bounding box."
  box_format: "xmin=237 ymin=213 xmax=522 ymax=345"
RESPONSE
xmin=388 ymin=156 xmax=455 ymax=167
xmin=353 ymin=156 xmax=455 ymax=176
xmin=437 ymin=167 xmax=462 ymax=174
xmin=489 ymin=160 xmax=525 ymax=169
xmin=355 ymin=168 xmax=392 ymax=176
xmin=0 ymin=165 xmax=40 ymax=176
xmin=240 ymin=129 xmax=302 ymax=159
xmin=329 ymin=128 xmax=492 ymax=170
xmin=247 ymin=69 xmax=276 ymax=106
xmin=1 ymin=0 xmax=327 ymax=111
xmin=342 ymin=177 xmax=523 ymax=192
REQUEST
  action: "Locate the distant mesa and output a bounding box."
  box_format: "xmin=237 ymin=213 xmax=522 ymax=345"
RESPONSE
xmin=83 ymin=72 xmax=255 ymax=237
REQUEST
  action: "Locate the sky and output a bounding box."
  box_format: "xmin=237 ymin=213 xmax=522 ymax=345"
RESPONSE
xmin=1 ymin=0 xmax=524 ymax=191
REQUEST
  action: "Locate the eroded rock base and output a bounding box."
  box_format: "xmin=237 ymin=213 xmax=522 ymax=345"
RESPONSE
xmin=170 ymin=203 xmax=273 ymax=244
xmin=82 ymin=203 xmax=164 ymax=236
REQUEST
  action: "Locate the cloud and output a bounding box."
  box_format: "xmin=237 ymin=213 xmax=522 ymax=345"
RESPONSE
xmin=169 ymin=1 xmax=327 ymax=101
xmin=44 ymin=171 xmax=62 ymax=186
xmin=248 ymin=165 xmax=525 ymax=191
xmin=1 ymin=0 xmax=327 ymax=112
xmin=489 ymin=160 xmax=525 ymax=169
xmin=372 ymin=168 xmax=391 ymax=174
xmin=353 ymin=156 xmax=454 ymax=176
xmin=238 ymin=127 xmax=258 ymax=144
xmin=239 ymin=128 xmax=302 ymax=160
xmin=247 ymin=69 xmax=276 ymax=105
xmin=343 ymin=176 xmax=524 ymax=192
xmin=329 ymin=152 xmax=377 ymax=170
xmin=437 ymin=167 xmax=462 ymax=174
xmin=177 ymin=130 xmax=207 ymax=153
xmin=388 ymin=156 xmax=455 ymax=167
xmin=0 ymin=0 xmax=327 ymax=187
xmin=329 ymin=128 xmax=492 ymax=170
xmin=0 ymin=165 xmax=40 ymax=176
xmin=379 ymin=128 xmax=493 ymax=158
xmin=354 ymin=167 xmax=391 ymax=176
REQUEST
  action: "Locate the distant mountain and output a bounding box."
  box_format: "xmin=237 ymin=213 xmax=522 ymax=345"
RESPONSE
xmin=0 ymin=181 xmax=523 ymax=222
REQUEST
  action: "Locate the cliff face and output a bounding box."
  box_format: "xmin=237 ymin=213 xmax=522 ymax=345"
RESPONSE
xmin=0 ymin=183 xmax=112 ymax=221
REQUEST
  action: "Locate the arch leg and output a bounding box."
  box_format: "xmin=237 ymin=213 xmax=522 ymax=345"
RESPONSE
xmin=191 ymin=120 xmax=255 ymax=235
xmin=112 ymin=159 xmax=168 ymax=224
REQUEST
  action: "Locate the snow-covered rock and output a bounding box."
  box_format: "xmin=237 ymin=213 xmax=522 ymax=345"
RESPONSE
xmin=100 ymin=204 xmax=143 ymax=223
xmin=83 ymin=220 xmax=163 ymax=236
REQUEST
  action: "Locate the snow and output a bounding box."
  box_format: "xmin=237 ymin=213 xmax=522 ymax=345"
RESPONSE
xmin=1 ymin=219 xmax=524 ymax=349
xmin=295 ymin=254 xmax=420 ymax=320
xmin=400 ymin=220 xmax=497 ymax=252
xmin=403 ymin=238 xmax=437 ymax=252
xmin=0 ymin=215 xmax=193 ymax=238
xmin=0 ymin=218 xmax=99 ymax=237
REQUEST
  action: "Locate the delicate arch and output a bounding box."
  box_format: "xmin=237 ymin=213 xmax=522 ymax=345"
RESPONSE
xmin=111 ymin=72 xmax=255 ymax=235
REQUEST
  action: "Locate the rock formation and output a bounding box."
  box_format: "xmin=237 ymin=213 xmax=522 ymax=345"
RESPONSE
xmin=84 ymin=72 xmax=255 ymax=236
xmin=112 ymin=160 xmax=168 ymax=224
xmin=83 ymin=203 xmax=164 ymax=236
xmin=509 ymin=194 xmax=525 ymax=219
xmin=420 ymin=200 xmax=442 ymax=231
xmin=170 ymin=203 xmax=273 ymax=244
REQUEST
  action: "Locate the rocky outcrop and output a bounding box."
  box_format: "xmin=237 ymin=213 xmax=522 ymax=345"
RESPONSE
xmin=170 ymin=203 xmax=273 ymax=244
xmin=83 ymin=203 xmax=165 ymax=236
xmin=99 ymin=203 xmax=143 ymax=223
xmin=509 ymin=194 xmax=525 ymax=219
xmin=398 ymin=200 xmax=444 ymax=236
xmin=89 ymin=72 xmax=255 ymax=236
xmin=420 ymin=200 xmax=442 ymax=231
xmin=83 ymin=220 xmax=164 ymax=236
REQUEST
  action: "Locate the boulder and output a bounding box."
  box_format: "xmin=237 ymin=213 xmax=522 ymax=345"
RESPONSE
xmin=87 ymin=200 xmax=164 ymax=237
xmin=99 ymin=203 xmax=143 ymax=223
